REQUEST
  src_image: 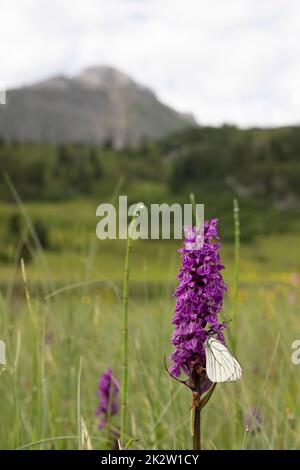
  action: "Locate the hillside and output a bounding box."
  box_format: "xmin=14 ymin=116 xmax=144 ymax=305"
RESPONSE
xmin=0 ymin=66 xmax=195 ymax=147
xmin=1 ymin=125 xmax=300 ymax=240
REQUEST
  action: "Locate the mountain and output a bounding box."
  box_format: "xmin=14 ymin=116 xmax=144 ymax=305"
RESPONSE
xmin=0 ymin=66 xmax=196 ymax=147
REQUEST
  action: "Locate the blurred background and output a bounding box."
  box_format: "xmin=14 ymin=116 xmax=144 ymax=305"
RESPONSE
xmin=0 ymin=0 xmax=300 ymax=450
xmin=0 ymin=0 xmax=300 ymax=284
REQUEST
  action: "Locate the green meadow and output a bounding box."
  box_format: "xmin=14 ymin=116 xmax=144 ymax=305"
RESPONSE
xmin=0 ymin=196 xmax=300 ymax=449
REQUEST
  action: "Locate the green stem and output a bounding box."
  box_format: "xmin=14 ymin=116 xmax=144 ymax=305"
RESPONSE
xmin=200 ymin=383 xmax=217 ymax=409
xmin=120 ymin=231 xmax=132 ymax=446
xmin=77 ymin=356 xmax=83 ymax=450
xmin=20 ymin=259 xmax=39 ymax=437
xmin=231 ymin=198 xmax=240 ymax=354
xmin=120 ymin=203 xmax=143 ymax=447
xmin=232 ymin=199 xmax=242 ymax=446
xmin=189 ymin=193 xmax=200 ymax=227
xmin=16 ymin=435 xmax=105 ymax=450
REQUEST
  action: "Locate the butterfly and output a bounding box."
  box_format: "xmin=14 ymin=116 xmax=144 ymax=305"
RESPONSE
xmin=204 ymin=336 xmax=243 ymax=383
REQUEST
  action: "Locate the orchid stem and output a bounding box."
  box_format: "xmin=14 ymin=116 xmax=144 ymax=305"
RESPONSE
xmin=193 ymin=402 xmax=201 ymax=450
xmin=192 ymin=383 xmax=217 ymax=450
xmin=192 ymin=372 xmax=202 ymax=450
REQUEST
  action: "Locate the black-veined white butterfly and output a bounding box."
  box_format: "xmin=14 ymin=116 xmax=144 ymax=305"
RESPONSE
xmin=204 ymin=337 xmax=243 ymax=383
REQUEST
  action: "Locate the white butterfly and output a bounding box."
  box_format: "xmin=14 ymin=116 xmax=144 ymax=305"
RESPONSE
xmin=204 ymin=337 xmax=243 ymax=383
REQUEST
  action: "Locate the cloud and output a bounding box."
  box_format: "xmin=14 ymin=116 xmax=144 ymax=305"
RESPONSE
xmin=0 ymin=0 xmax=300 ymax=126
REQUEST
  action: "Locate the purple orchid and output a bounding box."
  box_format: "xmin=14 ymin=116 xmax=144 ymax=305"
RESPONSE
xmin=96 ymin=368 xmax=119 ymax=429
xmin=169 ymin=219 xmax=227 ymax=391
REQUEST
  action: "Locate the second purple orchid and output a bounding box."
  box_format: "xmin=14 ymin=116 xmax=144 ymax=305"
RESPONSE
xmin=96 ymin=368 xmax=119 ymax=429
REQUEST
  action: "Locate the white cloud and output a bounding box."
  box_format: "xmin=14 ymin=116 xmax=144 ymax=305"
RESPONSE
xmin=0 ymin=0 xmax=300 ymax=126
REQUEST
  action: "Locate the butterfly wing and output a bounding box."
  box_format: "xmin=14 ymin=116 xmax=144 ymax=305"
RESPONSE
xmin=204 ymin=337 xmax=242 ymax=383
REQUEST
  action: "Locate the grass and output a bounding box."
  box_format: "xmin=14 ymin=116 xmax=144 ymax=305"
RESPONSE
xmin=0 ymin=279 xmax=299 ymax=449
xmin=0 ymin=198 xmax=300 ymax=449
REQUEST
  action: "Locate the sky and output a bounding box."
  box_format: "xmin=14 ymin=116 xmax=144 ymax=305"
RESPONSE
xmin=0 ymin=0 xmax=300 ymax=127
